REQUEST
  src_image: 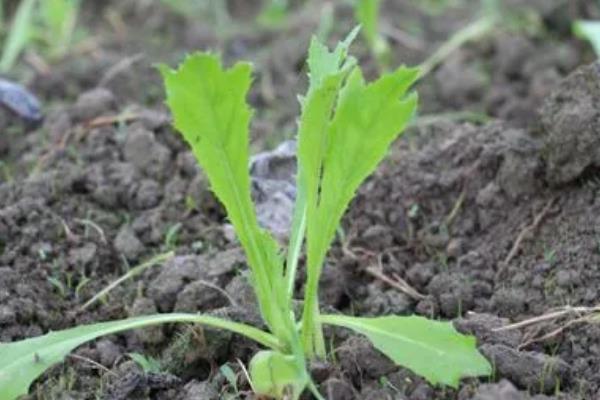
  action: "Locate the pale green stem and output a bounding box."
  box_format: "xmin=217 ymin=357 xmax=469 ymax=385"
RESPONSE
xmin=212 ymin=142 xmax=281 ymax=340
xmin=285 ymin=177 xmax=307 ymax=299
xmin=300 ymin=251 xmax=327 ymax=359
xmin=308 ymin=380 xmax=326 ymax=400
xmin=80 ymin=251 xmax=174 ymax=311
xmin=123 ymin=313 xmax=282 ymax=350
xmin=417 ymin=16 xmax=496 ymax=80
xmin=66 ymin=313 xmax=281 ymax=351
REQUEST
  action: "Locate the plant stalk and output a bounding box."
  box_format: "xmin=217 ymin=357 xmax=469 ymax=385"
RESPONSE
xmin=285 ymin=175 xmax=307 ymax=298
xmin=300 ymin=266 xmax=327 ymax=358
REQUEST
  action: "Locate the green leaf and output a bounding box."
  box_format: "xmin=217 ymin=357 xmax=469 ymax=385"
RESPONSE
xmin=301 ymin=62 xmax=418 ymax=354
xmin=159 ymin=54 xmax=287 ymax=337
xmin=249 ymin=350 xmax=307 ymax=399
xmin=0 ymin=313 xmax=279 ymax=400
xmin=0 ymin=0 xmax=36 ymax=72
xmin=321 ymin=314 xmax=491 ymax=387
xmin=293 ymin=30 xmax=361 ymax=355
xmin=314 ymin=66 xmax=418 ymax=255
xmin=220 ymin=363 xmax=239 ymax=392
xmin=285 ymin=28 xmax=358 ymax=297
xmin=574 ymin=20 xmax=600 ymax=57
xmin=304 ymin=26 xmax=359 ymax=88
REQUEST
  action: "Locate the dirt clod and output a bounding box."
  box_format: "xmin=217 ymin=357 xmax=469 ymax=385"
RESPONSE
xmin=114 ymin=225 xmax=145 ymax=261
xmin=469 ymin=379 xmax=552 ymax=400
xmin=480 ymin=345 xmax=570 ymax=393
xmin=320 ymin=378 xmax=357 ymax=400
xmin=178 ymin=380 xmax=219 ymax=400
xmin=540 ymin=62 xmax=600 ymax=185
xmin=71 ymin=88 xmax=116 ymax=122
xmin=124 ymin=125 xmax=172 ymax=180
xmin=337 ymin=336 xmax=397 ymax=384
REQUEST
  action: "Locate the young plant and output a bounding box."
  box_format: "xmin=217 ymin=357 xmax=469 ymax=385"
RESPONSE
xmin=0 ymin=30 xmax=491 ymax=400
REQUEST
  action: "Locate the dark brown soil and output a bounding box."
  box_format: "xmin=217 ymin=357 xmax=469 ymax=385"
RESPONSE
xmin=2 ymin=1 xmax=600 ymax=399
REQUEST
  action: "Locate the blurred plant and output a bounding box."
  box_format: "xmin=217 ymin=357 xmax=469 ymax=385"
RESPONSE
xmin=0 ymin=0 xmax=36 ymax=72
xmin=417 ymin=0 xmax=498 ymax=79
xmin=0 ymin=0 xmax=84 ymax=72
xmin=573 ymin=20 xmax=600 ymax=57
xmin=353 ymin=0 xmax=391 ymax=71
xmin=257 ymin=0 xmax=289 ymax=28
xmin=38 ymin=0 xmax=81 ymax=59
xmin=158 ymin=0 xmax=229 ymax=35
xmin=256 ymin=0 xmax=321 ymax=29
xmin=128 ymin=353 xmax=163 ymax=373
xmin=157 ymin=0 xmax=204 ymax=16
xmin=410 ymin=0 xmax=461 ymax=16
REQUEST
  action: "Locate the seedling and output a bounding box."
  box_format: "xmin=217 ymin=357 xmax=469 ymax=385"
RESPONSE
xmin=0 ymin=30 xmax=491 ymax=400
xmin=164 ymin=222 xmax=183 ymax=250
xmin=220 ymin=363 xmax=243 ymax=398
xmin=128 ymin=353 xmax=163 ymax=374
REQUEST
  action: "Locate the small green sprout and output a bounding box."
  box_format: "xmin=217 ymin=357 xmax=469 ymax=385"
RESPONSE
xmin=128 ymin=353 xmax=163 ymax=374
xmin=0 ymin=29 xmax=491 ymax=400
xmin=220 ymin=363 xmax=240 ymax=396
xmin=164 ymin=222 xmax=183 ymax=250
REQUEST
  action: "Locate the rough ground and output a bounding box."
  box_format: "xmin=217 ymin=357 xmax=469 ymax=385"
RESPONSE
xmin=1 ymin=0 xmax=600 ymax=399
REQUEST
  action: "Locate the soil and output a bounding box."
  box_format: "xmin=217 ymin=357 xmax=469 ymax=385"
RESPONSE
xmin=2 ymin=0 xmax=600 ymax=399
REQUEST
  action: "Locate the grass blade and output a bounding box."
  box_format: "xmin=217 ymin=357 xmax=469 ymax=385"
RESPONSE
xmin=80 ymin=251 xmax=174 ymax=311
